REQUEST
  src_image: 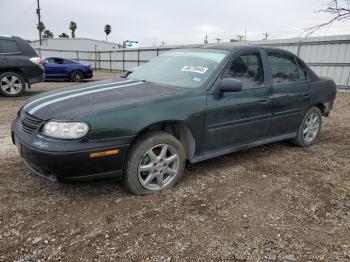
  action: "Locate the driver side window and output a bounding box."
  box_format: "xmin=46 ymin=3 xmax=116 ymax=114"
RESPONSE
xmin=223 ymin=52 xmax=265 ymax=90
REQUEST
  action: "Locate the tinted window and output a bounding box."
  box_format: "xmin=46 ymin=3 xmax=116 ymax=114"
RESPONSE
xmin=54 ymin=58 xmax=64 ymax=64
xmin=0 ymin=39 xmax=21 ymax=53
xmin=223 ymin=52 xmax=265 ymax=89
xmin=267 ymin=52 xmax=303 ymax=84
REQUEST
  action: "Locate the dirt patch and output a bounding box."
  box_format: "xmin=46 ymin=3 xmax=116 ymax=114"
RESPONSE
xmin=0 ymin=72 xmax=349 ymax=261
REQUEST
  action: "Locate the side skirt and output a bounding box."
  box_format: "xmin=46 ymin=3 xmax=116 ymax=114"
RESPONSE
xmin=189 ymin=133 xmax=296 ymax=164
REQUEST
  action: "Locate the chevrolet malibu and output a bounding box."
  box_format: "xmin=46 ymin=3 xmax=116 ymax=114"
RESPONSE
xmin=12 ymin=45 xmax=337 ymax=195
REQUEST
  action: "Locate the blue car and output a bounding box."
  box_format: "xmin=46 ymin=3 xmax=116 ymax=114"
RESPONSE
xmin=44 ymin=57 xmax=93 ymax=82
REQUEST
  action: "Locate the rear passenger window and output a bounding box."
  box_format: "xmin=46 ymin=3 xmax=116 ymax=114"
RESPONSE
xmin=0 ymin=39 xmax=21 ymax=54
xmin=267 ymin=52 xmax=304 ymax=84
xmin=223 ymin=52 xmax=265 ymax=89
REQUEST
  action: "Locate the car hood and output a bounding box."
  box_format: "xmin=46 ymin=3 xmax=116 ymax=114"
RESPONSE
xmin=22 ymin=78 xmax=188 ymax=120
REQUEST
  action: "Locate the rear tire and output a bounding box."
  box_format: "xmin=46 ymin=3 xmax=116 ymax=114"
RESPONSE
xmin=70 ymin=71 xmax=84 ymax=82
xmin=290 ymin=107 xmax=322 ymax=147
xmin=0 ymin=72 xmax=26 ymax=97
xmin=123 ymin=131 xmax=186 ymax=195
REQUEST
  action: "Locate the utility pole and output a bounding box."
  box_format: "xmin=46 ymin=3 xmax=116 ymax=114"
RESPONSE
xmin=263 ymin=32 xmax=270 ymax=40
xmin=36 ymin=0 xmax=42 ymax=45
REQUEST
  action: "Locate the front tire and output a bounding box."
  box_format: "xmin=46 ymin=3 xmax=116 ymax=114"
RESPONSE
xmin=0 ymin=72 xmax=26 ymax=97
xmin=123 ymin=131 xmax=186 ymax=195
xmin=70 ymin=71 xmax=84 ymax=82
xmin=291 ymin=107 xmax=322 ymax=147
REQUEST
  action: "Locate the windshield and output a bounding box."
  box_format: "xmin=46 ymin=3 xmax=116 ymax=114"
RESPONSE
xmin=128 ymin=50 xmax=228 ymax=88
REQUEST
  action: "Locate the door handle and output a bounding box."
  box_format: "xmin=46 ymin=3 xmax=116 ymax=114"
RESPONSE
xmin=259 ymin=98 xmax=271 ymax=104
xmin=303 ymin=92 xmax=311 ymax=97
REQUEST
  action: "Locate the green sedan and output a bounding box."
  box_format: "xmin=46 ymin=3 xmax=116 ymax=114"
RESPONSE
xmin=11 ymin=45 xmax=337 ymax=194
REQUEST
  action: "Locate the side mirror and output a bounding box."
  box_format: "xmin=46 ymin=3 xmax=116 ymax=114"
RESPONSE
xmin=218 ymin=78 xmax=243 ymax=93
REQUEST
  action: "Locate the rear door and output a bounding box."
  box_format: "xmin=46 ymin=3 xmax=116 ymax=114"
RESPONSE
xmin=206 ymin=50 xmax=272 ymax=153
xmin=264 ymin=50 xmax=311 ymax=137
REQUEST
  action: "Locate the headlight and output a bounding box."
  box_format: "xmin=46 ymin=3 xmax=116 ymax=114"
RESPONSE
xmin=42 ymin=121 xmax=89 ymax=139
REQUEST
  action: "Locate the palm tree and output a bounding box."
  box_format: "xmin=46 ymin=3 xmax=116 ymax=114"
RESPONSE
xmin=104 ymin=24 xmax=112 ymax=41
xmin=37 ymin=22 xmax=45 ymax=41
xmin=42 ymin=29 xmax=54 ymax=38
xmin=59 ymin=33 xmax=69 ymax=38
xmin=69 ymin=21 xmax=77 ymax=38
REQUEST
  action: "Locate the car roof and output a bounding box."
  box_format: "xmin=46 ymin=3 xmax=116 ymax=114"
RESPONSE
xmin=197 ymin=43 xmax=294 ymax=55
xmin=46 ymin=57 xmax=67 ymax=59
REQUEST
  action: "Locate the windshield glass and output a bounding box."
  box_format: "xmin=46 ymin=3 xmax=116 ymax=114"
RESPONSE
xmin=128 ymin=50 xmax=228 ymax=88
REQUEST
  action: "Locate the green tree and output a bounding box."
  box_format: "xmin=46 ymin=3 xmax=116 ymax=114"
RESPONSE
xmin=104 ymin=24 xmax=112 ymax=41
xmin=42 ymin=29 xmax=54 ymax=39
xmin=69 ymin=21 xmax=77 ymax=38
xmin=59 ymin=33 xmax=69 ymax=38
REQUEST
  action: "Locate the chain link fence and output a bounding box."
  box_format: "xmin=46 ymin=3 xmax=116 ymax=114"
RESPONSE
xmin=35 ymin=36 xmax=350 ymax=89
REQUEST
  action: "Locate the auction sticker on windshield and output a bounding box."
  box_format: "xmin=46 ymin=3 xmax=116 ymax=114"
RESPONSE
xmin=181 ymin=65 xmax=208 ymax=74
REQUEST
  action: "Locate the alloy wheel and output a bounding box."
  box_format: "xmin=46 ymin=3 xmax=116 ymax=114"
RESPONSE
xmin=303 ymin=112 xmax=320 ymax=144
xmin=0 ymin=75 xmax=23 ymax=95
xmin=138 ymin=144 xmax=180 ymax=191
xmin=72 ymin=71 xmax=83 ymax=81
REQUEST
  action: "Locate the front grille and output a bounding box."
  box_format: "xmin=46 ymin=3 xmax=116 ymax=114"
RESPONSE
xmin=21 ymin=112 xmax=44 ymax=134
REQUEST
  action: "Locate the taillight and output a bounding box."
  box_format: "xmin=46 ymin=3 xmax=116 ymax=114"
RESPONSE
xmin=29 ymin=57 xmax=44 ymax=65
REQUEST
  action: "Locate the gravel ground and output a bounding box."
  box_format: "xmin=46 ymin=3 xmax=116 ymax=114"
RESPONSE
xmin=0 ymin=71 xmax=349 ymax=261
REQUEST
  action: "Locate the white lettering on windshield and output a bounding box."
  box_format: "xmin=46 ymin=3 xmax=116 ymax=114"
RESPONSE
xmin=181 ymin=65 xmax=208 ymax=74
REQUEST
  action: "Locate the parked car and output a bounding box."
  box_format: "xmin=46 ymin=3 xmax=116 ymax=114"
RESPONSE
xmin=43 ymin=57 xmax=93 ymax=82
xmin=12 ymin=45 xmax=337 ymax=195
xmin=0 ymin=35 xmax=44 ymax=97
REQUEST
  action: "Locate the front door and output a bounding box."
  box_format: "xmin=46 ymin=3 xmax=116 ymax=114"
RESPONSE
xmin=206 ymin=50 xmax=272 ymax=154
xmin=265 ymin=51 xmax=312 ymax=137
xmin=44 ymin=58 xmax=66 ymax=78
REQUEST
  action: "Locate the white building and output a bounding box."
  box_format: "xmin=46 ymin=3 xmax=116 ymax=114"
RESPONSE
xmin=30 ymin=38 xmax=121 ymax=51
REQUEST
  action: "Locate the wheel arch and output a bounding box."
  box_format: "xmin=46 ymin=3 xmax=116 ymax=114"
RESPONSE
xmin=69 ymin=69 xmax=84 ymax=77
xmin=129 ymin=121 xmax=196 ymax=161
xmin=313 ymin=103 xmax=326 ymax=116
xmin=0 ymin=68 xmax=28 ymax=83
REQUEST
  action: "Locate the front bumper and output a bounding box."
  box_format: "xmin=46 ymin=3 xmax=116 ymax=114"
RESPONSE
xmin=85 ymin=72 xmax=93 ymax=79
xmin=11 ymin=115 xmax=132 ymax=182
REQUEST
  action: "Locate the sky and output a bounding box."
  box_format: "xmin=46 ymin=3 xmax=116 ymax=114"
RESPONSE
xmin=1 ymin=0 xmax=350 ymax=46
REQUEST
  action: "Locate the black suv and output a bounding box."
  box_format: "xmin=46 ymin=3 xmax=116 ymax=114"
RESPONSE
xmin=0 ymin=36 xmax=45 ymax=97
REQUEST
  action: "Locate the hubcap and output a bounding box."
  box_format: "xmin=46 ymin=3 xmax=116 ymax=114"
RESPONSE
xmin=0 ymin=76 xmax=22 ymax=95
xmin=138 ymin=144 xmax=180 ymax=191
xmin=303 ymin=112 xmax=320 ymax=144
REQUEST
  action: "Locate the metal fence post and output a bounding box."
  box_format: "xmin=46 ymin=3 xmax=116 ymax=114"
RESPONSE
xmin=156 ymin=49 xmax=159 ymax=56
xmin=110 ymin=51 xmax=112 ymax=71
xmin=76 ymin=50 xmax=79 ymax=62
xmin=122 ymin=50 xmax=125 ymax=71
xmin=137 ymin=49 xmax=140 ymax=66
xmin=297 ymin=41 xmax=302 ymax=56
